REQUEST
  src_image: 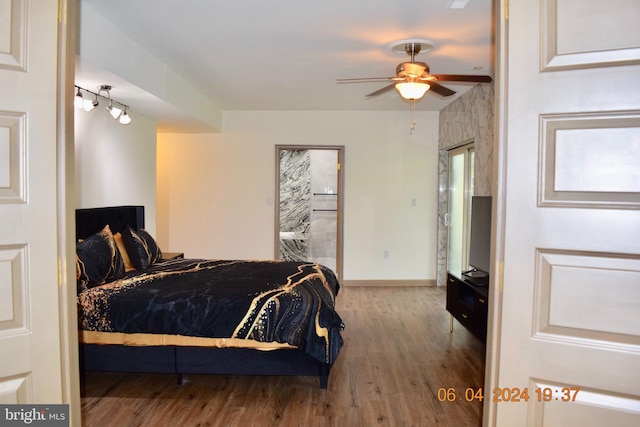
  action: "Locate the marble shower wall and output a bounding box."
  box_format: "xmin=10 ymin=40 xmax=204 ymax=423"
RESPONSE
xmin=279 ymin=150 xmax=311 ymax=261
xmin=436 ymin=83 xmax=494 ymax=286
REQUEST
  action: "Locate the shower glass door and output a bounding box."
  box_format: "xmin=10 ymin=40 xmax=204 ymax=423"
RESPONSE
xmin=275 ymin=145 xmax=344 ymax=280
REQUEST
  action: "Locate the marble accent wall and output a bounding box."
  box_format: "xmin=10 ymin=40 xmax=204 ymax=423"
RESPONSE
xmin=279 ymin=150 xmax=311 ymax=261
xmin=436 ymin=83 xmax=495 ymax=286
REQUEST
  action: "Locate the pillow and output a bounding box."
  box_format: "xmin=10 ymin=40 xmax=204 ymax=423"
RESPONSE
xmin=121 ymin=227 xmax=163 ymax=270
xmin=76 ymin=225 xmax=125 ymax=292
xmin=137 ymin=229 xmax=163 ymax=264
xmin=114 ymin=232 xmax=135 ymax=272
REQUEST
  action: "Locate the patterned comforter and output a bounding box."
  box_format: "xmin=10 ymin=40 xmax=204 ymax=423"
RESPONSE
xmin=78 ymin=259 xmax=344 ymax=365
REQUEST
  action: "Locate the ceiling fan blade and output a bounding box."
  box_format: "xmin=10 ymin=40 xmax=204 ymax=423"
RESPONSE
xmin=432 ymin=74 xmax=493 ymax=83
xmin=365 ymin=83 xmax=397 ymax=98
xmin=429 ymin=82 xmax=456 ymax=97
xmin=336 ymin=77 xmax=397 ymax=83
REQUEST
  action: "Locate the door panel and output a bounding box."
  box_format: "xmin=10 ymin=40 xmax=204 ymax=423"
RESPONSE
xmin=539 ymin=112 xmax=640 ymax=208
xmin=489 ymin=0 xmax=640 ymax=425
xmin=0 ymin=0 xmax=63 ymax=403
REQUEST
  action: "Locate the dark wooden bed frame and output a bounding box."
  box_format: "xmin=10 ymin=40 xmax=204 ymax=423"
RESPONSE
xmin=76 ymin=205 xmax=331 ymax=388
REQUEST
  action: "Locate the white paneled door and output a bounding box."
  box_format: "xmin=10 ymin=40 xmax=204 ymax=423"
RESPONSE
xmin=488 ymin=0 xmax=640 ymax=425
xmin=0 ymin=0 xmax=65 ymax=405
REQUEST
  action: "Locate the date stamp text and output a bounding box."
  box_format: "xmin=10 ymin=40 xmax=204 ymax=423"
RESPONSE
xmin=437 ymin=387 xmax=580 ymax=403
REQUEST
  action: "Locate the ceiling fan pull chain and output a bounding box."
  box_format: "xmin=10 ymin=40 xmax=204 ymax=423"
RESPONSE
xmin=409 ymin=99 xmax=416 ymax=134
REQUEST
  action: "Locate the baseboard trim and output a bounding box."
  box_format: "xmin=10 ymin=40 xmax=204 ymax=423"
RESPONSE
xmin=341 ymin=279 xmax=436 ymax=287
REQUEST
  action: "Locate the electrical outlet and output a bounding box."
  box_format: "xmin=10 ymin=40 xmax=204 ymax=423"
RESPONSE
xmin=383 ymin=249 xmax=390 ymax=259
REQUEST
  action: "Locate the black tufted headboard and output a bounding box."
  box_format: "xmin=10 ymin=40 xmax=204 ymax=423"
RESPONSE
xmin=75 ymin=205 xmax=145 ymax=240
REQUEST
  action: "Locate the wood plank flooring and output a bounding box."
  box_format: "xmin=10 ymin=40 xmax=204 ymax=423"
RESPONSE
xmin=80 ymin=286 xmax=486 ymax=426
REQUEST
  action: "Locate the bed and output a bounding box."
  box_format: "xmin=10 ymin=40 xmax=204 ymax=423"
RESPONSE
xmin=75 ymin=205 xmax=344 ymax=388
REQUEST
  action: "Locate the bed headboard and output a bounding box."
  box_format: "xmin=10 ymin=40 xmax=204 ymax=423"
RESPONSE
xmin=75 ymin=205 xmax=145 ymax=240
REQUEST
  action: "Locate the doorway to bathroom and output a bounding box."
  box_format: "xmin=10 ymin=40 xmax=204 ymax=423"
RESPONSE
xmin=275 ymin=145 xmax=344 ymax=280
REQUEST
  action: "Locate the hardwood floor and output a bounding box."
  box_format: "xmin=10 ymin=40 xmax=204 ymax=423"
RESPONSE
xmin=80 ymin=286 xmax=486 ymax=426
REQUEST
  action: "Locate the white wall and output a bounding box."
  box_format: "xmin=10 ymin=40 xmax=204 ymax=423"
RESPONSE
xmin=157 ymin=110 xmax=440 ymax=281
xmin=74 ymin=107 xmax=158 ymax=234
xmin=78 ymin=1 xmax=222 ymax=132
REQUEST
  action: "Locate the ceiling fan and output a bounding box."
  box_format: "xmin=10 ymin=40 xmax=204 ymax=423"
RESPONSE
xmin=337 ymin=41 xmax=492 ymax=100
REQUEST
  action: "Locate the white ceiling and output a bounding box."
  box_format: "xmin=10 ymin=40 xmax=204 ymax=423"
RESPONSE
xmin=76 ymin=0 xmax=493 ymax=129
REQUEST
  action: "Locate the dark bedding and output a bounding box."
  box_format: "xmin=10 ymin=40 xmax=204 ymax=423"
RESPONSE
xmin=78 ymin=258 xmax=344 ymax=365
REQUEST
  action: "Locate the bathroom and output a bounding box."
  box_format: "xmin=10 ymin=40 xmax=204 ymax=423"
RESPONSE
xmin=277 ymin=147 xmax=342 ymax=277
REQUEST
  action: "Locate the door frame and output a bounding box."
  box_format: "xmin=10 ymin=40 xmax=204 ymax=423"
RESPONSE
xmin=445 ymin=142 xmax=475 ymax=276
xmin=274 ymin=145 xmax=345 ymax=281
xmin=484 ymin=1 xmax=507 ymax=424
xmin=58 ymin=0 xmax=82 ymax=422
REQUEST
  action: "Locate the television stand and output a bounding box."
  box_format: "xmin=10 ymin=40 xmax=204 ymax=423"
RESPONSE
xmin=446 ymin=272 xmax=489 ymax=342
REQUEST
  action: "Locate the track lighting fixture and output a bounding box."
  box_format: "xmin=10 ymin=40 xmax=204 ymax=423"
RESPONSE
xmin=73 ymin=84 xmax=132 ymax=125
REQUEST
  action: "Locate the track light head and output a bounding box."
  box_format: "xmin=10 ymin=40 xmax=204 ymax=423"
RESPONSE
xmin=83 ymin=94 xmax=99 ymax=111
xmin=107 ymin=100 xmax=122 ymax=119
xmin=74 ymin=87 xmax=84 ymax=108
xmin=119 ymin=108 xmax=132 ymax=125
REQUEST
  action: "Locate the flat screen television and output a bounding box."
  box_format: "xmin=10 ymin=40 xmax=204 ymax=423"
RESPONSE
xmin=467 ymin=196 xmax=492 ymax=278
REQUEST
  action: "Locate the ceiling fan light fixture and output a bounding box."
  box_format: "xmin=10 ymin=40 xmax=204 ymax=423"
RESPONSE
xmin=395 ymin=81 xmax=430 ymax=100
